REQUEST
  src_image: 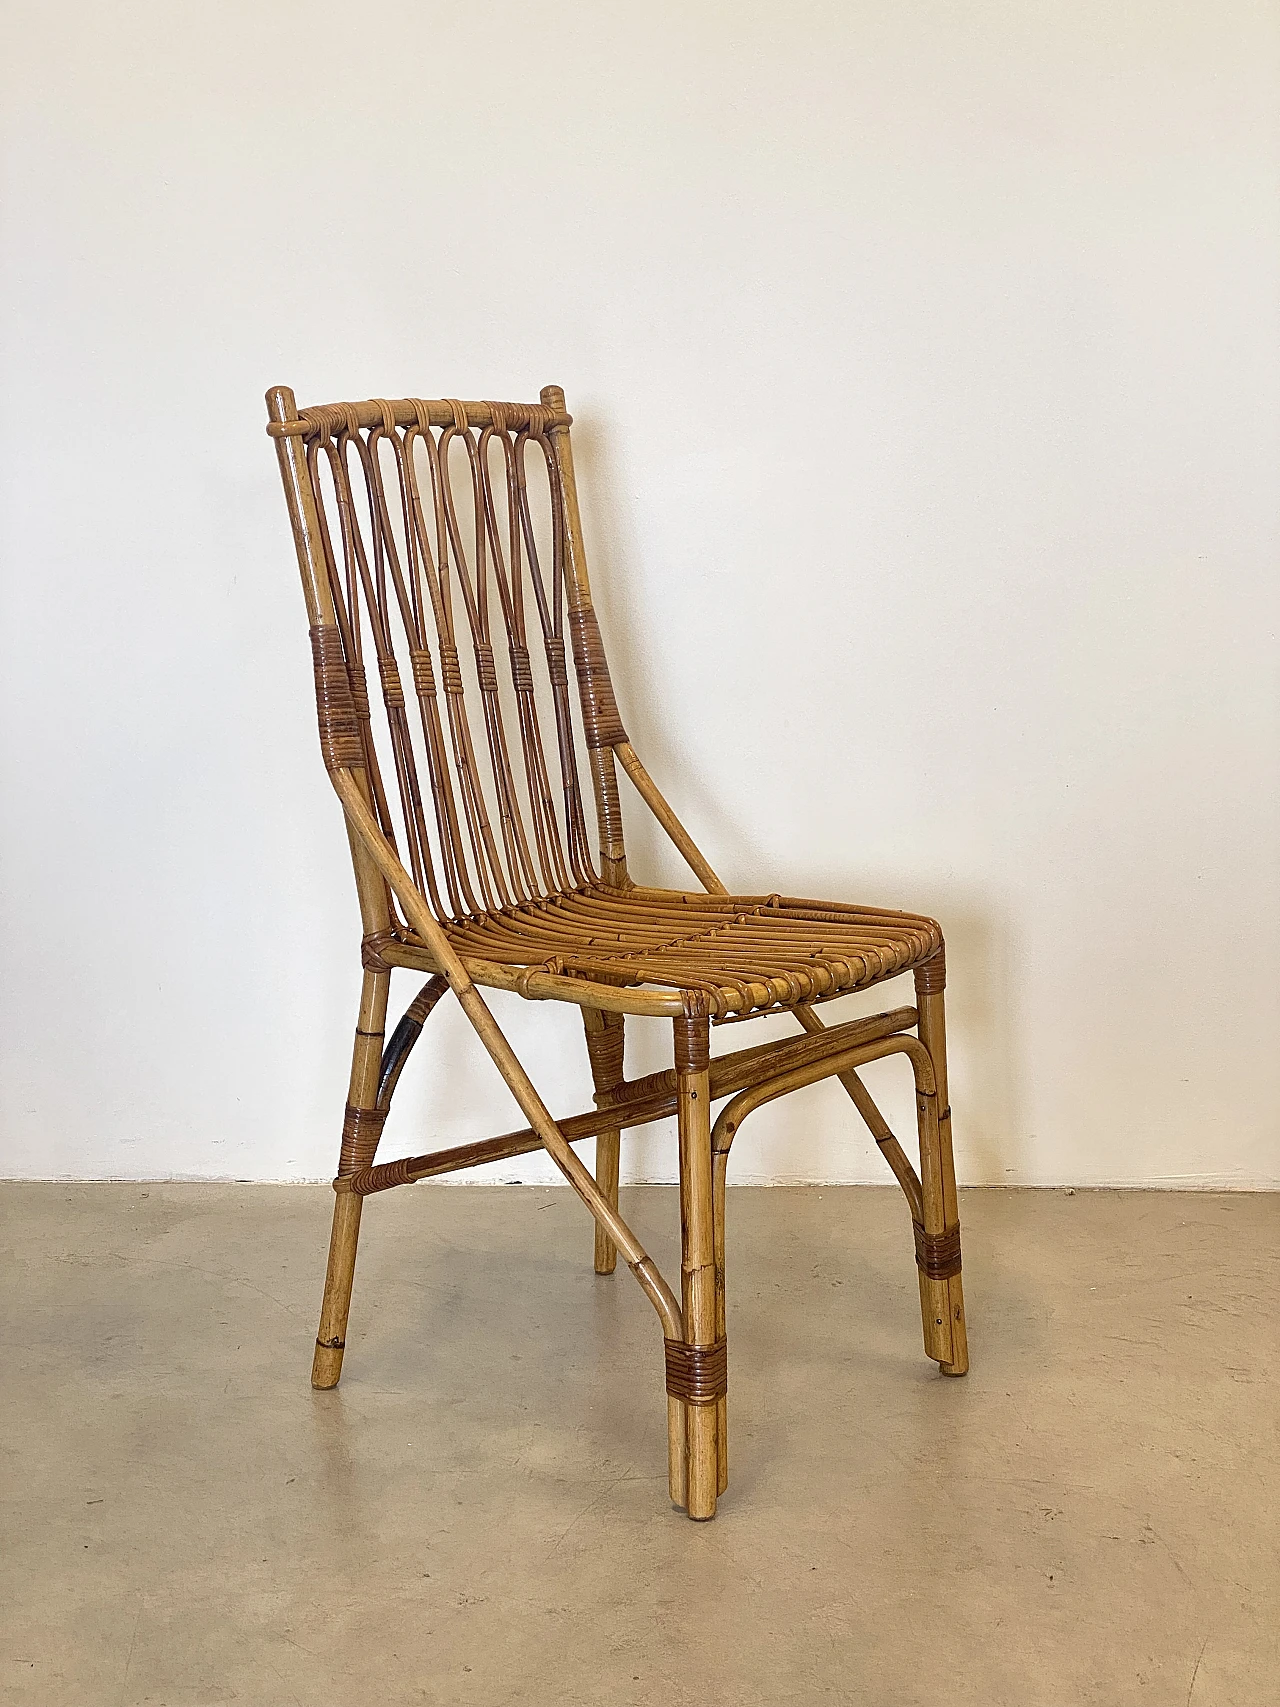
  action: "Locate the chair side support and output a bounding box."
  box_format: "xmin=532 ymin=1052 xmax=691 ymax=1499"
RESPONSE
xmin=348 ymin=1004 xmax=920 ymax=1197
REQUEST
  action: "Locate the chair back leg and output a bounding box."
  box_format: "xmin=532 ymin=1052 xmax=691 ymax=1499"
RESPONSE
xmin=312 ymin=967 xmax=390 ymax=1388
xmin=913 ymin=960 xmax=968 ymax=1375
xmin=582 ymin=1008 xmax=625 ymax=1274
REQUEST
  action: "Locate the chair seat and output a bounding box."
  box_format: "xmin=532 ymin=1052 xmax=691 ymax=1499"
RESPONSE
xmin=438 ymin=885 xmax=943 ymax=1020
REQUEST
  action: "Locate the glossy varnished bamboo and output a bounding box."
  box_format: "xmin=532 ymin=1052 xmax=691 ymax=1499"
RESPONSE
xmin=264 ymin=379 xmax=970 ymax=1522
xmin=918 ymin=985 xmax=967 ymax=1374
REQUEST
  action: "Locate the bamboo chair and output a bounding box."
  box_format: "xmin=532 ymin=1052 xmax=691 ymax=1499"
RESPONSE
xmin=265 ymin=384 xmax=968 ymax=1521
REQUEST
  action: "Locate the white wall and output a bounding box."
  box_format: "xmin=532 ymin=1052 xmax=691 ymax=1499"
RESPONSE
xmin=2 ymin=2 xmax=1277 ymax=1188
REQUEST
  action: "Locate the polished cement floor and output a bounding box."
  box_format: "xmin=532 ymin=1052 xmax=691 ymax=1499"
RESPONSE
xmin=1 ymin=1183 xmax=1275 ymax=1706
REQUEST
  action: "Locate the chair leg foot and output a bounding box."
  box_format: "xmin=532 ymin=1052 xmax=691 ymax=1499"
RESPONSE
xmin=312 ymin=1187 xmax=363 ymax=1389
xmin=311 ymin=1343 xmax=346 ymax=1390
xmin=665 ymin=1396 xmax=722 ymax=1516
xmin=686 ymin=1405 xmax=718 ymax=1520
xmin=938 ymin=1273 xmax=969 ymax=1375
xmin=918 ymin=1266 xmax=969 ymax=1373
xmin=667 ymin=1394 xmax=688 ymax=1509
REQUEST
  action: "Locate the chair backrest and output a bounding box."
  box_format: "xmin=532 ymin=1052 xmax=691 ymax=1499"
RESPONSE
xmin=266 ymin=386 xmax=631 ymax=925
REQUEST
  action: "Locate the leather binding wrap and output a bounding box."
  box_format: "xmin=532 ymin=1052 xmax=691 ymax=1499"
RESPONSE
xmin=339 ymin=1103 xmax=388 ymax=1175
xmin=673 ymin=1013 xmax=711 ymax=1074
xmin=568 ymin=604 xmax=628 ymax=750
xmin=913 ymin=1219 xmax=963 ymax=1281
xmin=310 ymin=623 xmax=364 ymax=772
xmin=665 ymin=1337 xmax=728 ymax=1406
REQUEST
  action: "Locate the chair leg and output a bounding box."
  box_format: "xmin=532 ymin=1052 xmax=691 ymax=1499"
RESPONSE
xmin=312 ymin=967 xmax=390 ymax=1390
xmin=913 ymin=958 xmax=968 ymax=1376
xmin=713 ymin=1149 xmax=729 ymax=1496
xmin=674 ymin=1013 xmax=721 ymax=1520
xmin=312 ymin=1187 xmax=364 ymax=1389
xmin=582 ymin=1008 xmax=625 ymax=1274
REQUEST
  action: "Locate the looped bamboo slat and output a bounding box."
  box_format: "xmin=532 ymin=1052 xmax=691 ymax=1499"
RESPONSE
xmin=265 ymin=380 xmax=969 ymax=1522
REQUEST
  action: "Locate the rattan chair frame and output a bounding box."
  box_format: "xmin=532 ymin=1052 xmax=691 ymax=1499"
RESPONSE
xmin=265 ymin=383 xmax=967 ymax=1521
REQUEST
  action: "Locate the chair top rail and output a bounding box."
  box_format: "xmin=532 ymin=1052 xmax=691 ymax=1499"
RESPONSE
xmin=267 ymin=396 xmax=572 ymax=440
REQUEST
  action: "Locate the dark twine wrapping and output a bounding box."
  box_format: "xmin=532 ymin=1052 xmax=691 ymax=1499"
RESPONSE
xmin=913 ymin=1219 xmax=962 ymax=1281
xmin=665 ymin=1337 xmax=728 ymax=1405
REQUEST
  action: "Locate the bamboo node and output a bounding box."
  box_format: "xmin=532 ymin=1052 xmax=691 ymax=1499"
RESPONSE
xmin=913 ymin=1220 xmax=962 ymax=1281
xmin=664 ymin=1337 xmax=728 ymax=1405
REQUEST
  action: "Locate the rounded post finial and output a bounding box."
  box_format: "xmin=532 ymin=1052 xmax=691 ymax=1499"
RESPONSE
xmin=266 ymin=384 xmax=299 ymax=424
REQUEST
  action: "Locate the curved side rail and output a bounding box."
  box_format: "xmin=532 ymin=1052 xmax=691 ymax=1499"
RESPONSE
xmin=375 ymin=975 xmax=450 ymax=1109
xmin=711 ymin=1034 xmax=936 ymax=1163
xmin=331 ymin=768 xmax=684 ymax=1342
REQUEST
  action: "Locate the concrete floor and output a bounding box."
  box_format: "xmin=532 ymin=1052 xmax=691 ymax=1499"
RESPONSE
xmin=1 ymin=1184 xmax=1275 ymax=1706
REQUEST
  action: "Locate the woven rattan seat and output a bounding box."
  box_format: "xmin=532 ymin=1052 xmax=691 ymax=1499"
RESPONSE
xmin=265 ymin=383 xmax=968 ymax=1521
xmin=411 ymin=888 xmax=944 ymax=1019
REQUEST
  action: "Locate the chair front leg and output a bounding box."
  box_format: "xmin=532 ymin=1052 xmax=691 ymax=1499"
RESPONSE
xmin=582 ymin=1007 xmax=625 ymax=1274
xmin=913 ymin=955 xmax=968 ymax=1375
xmin=312 ymin=966 xmax=390 ymax=1389
xmin=713 ymin=1148 xmax=729 ymax=1496
xmin=673 ymin=1012 xmax=723 ymax=1519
